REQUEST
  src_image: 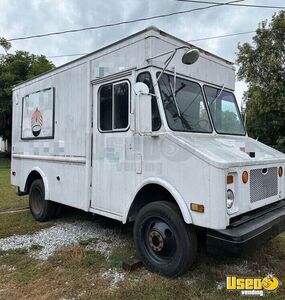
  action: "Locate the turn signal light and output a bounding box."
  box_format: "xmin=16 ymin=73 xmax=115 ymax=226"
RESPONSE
xmin=242 ymin=171 xmax=249 ymax=184
xmin=190 ymin=203 xmax=204 ymax=213
xmin=279 ymin=167 xmax=283 ymax=177
xmin=227 ymin=175 xmax=234 ymax=184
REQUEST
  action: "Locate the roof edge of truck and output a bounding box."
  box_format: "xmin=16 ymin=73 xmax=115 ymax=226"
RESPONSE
xmin=13 ymin=26 xmax=234 ymax=90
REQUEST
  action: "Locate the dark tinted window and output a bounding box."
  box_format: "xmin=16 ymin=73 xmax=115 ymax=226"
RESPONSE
xmin=114 ymin=82 xmax=129 ymax=129
xmin=99 ymin=84 xmax=112 ymax=131
xmin=136 ymin=72 xmax=161 ymax=131
xmin=99 ymin=81 xmax=129 ymax=131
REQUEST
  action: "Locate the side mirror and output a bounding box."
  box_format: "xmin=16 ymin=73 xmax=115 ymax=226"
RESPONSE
xmin=134 ymin=82 xmax=152 ymax=135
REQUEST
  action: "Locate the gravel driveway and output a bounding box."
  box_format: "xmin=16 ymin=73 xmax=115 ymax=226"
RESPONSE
xmin=0 ymin=220 xmax=129 ymax=260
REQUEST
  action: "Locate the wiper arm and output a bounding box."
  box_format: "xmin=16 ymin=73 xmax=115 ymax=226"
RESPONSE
xmin=169 ymin=82 xmax=192 ymax=130
xmin=175 ymin=82 xmax=186 ymax=96
xmin=161 ymin=90 xmax=192 ymax=130
xmin=209 ymin=84 xmax=225 ymax=106
xmin=170 ymin=82 xmax=181 ymax=117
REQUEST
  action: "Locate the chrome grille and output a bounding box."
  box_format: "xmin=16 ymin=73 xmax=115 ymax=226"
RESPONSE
xmin=250 ymin=167 xmax=278 ymax=203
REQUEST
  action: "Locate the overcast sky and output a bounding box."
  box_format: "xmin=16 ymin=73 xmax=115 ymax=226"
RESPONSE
xmin=0 ymin=0 xmax=283 ymax=105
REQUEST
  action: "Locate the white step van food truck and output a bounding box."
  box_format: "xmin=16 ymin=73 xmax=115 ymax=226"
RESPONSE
xmin=11 ymin=27 xmax=285 ymax=277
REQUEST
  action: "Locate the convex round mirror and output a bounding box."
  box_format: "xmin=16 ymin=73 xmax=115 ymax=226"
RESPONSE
xmin=182 ymin=48 xmax=200 ymax=65
xmin=134 ymin=82 xmax=150 ymax=95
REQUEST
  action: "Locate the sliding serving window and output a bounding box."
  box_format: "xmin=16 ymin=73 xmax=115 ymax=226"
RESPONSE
xmin=157 ymin=73 xmax=212 ymax=133
xmin=21 ymin=88 xmax=55 ymax=140
xmin=99 ymin=81 xmax=130 ymax=132
xmin=204 ymin=85 xmax=246 ymax=136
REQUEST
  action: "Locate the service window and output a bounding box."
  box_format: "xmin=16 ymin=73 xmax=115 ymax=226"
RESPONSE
xmin=21 ymin=88 xmax=55 ymax=139
xmin=99 ymin=81 xmax=130 ymax=132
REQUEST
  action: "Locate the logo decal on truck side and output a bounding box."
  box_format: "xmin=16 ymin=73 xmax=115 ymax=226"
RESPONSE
xmin=31 ymin=108 xmax=43 ymax=137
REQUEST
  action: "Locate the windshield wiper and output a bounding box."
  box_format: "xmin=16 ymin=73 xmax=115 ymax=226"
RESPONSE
xmin=170 ymin=81 xmax=181 ymax=117
xmin=161 ymin=90 xmax=192 ymax=131
xmin=160 ymin=75 xmax=192 ymax=130
xmin=209 ymin=84 xmax=225 ymax=107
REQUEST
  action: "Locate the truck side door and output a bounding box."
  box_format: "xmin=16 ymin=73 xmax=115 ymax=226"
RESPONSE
xmin=91 ymin=77 xmax=135 ymax=218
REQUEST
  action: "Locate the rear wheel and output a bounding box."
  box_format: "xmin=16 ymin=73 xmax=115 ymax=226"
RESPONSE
xmin=29 ymin=179 xmax=56 ymax=222
xmin=134 ymin=201 xmax=197 ymax=277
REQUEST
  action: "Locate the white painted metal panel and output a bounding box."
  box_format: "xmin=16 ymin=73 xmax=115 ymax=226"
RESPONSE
xmin=148 ymin=35 xmax=235 ymax=90
xmin=91 ymin=78 xmax=136 ymax=217
xmin=11 ymin=62 xmax=90 ymax=211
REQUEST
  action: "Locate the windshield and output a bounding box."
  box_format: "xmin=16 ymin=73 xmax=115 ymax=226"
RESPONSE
xmin=204 ymin=85 xmax=246 ymax=135
xmin=157 ymin=73 xmax=212 ymax=133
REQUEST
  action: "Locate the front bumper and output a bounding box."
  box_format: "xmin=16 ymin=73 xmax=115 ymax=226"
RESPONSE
xmin=207 ymin=199 xmax=285 ymax=255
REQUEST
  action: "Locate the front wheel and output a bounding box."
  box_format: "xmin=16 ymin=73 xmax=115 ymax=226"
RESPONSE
xmin=134 ymin=201 xmax=197 ymax=277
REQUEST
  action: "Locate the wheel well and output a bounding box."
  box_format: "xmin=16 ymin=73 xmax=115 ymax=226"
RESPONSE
xmin=25 ymin=171 xmax=42 ymax=194
xmin=127 ymin=184 xmax=178 ymax=222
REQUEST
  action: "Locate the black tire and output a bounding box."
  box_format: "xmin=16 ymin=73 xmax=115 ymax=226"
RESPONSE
xmin=29 ymin=179 xmax=56 ymax=222
xmin=134 ymin=201 xmax=197 ymax=277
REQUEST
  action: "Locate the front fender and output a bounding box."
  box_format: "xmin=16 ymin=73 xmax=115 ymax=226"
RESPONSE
xmin=123 ymin=177 xmax=192 ymax=224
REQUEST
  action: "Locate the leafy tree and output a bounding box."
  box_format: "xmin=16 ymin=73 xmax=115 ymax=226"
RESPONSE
xmin=0 ymin=37 xmax=11 ymax=53
xmin=0 ymin=51 xmax=54 ymax=148
xmin=237 ymin=10 xmax=285 ymax=153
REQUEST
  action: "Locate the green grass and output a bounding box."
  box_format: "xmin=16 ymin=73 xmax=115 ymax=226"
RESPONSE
xmin=0 ymin=158 xmax=28 ymax=210
xmin=48 ymin=245 xmax=107 ymax=270
xmin=109 ymin=243 xmax=136 ymax=268
xmin=0 ymin=248 xmax=41 ymax=285
xmin=0 ymin=210 xmax=52 ymax=238
xmin=30 ymin=244 xmax=44 ymax=251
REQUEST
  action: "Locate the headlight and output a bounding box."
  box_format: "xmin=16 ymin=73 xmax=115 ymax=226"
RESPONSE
xmin=227 ymin=189 xmax=234 ymax=209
